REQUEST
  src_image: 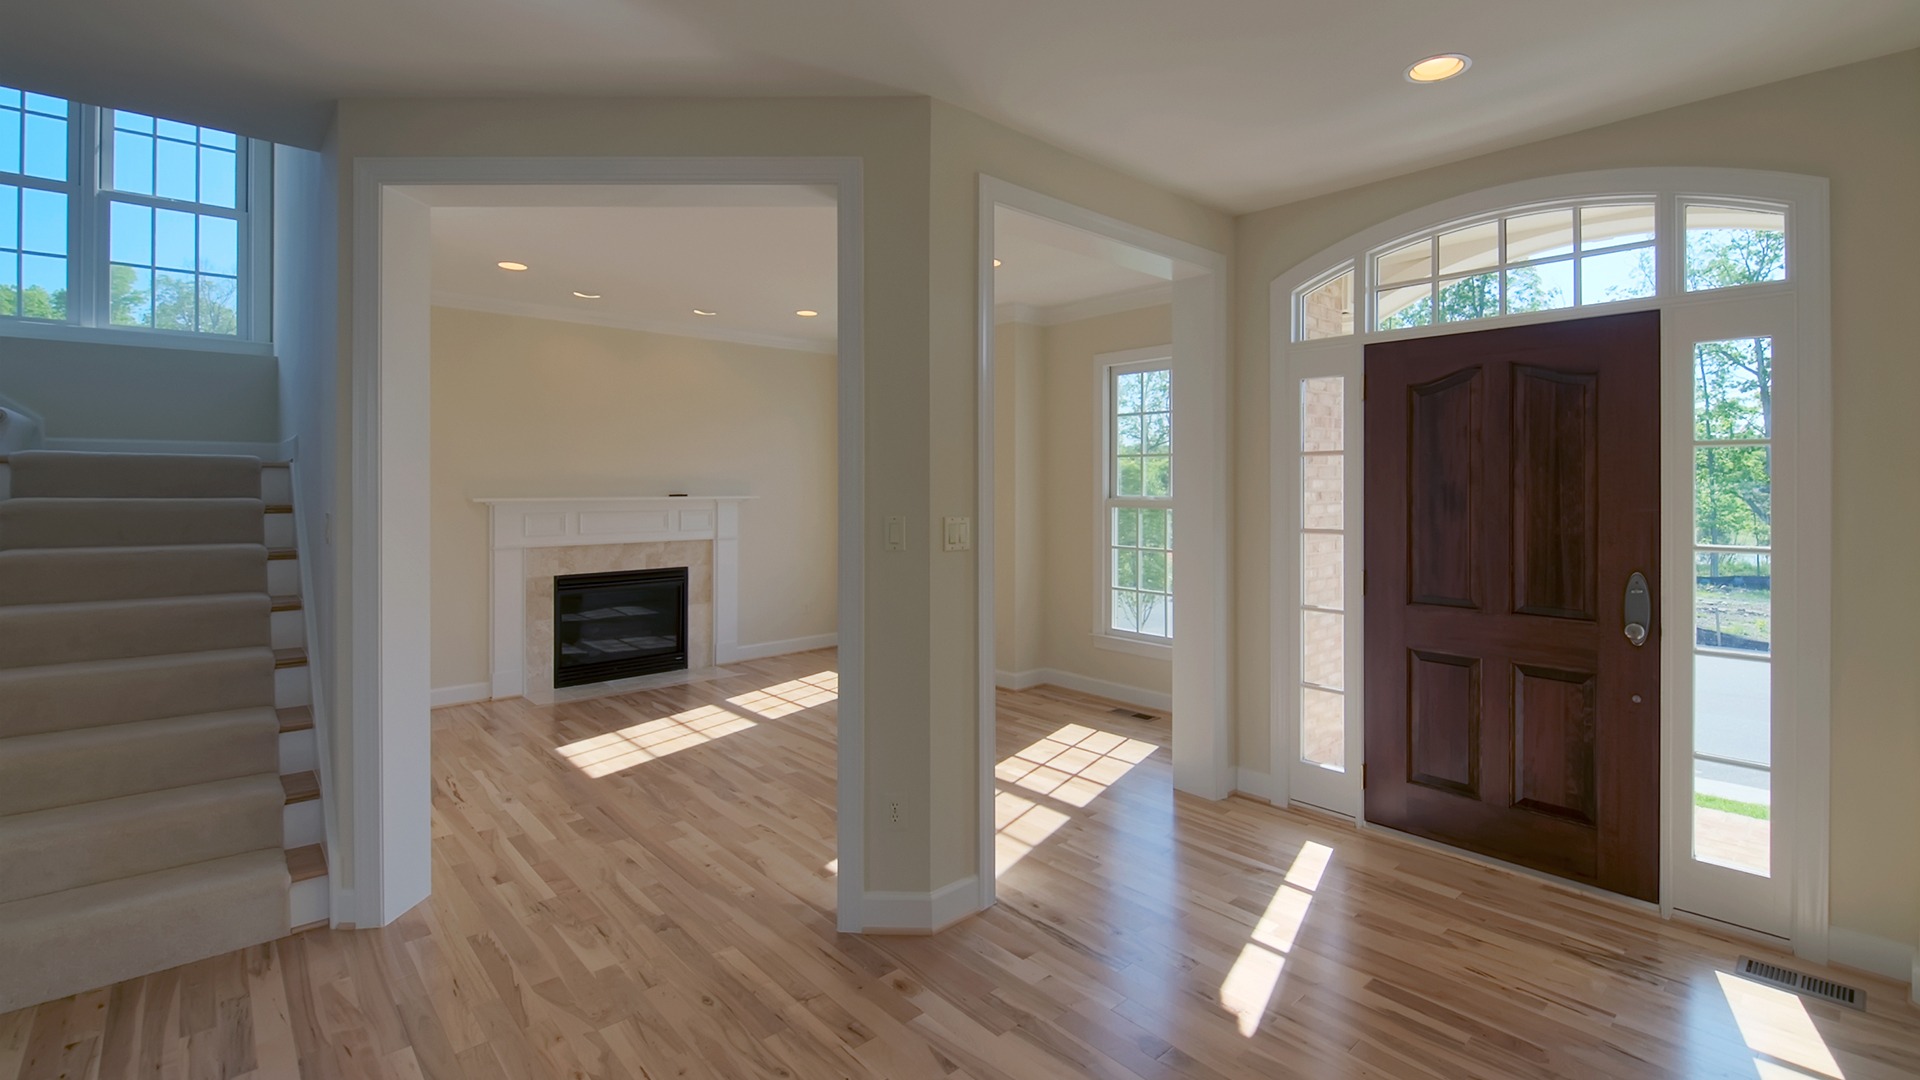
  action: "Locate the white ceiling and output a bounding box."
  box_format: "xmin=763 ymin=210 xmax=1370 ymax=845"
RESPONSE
xmin=8 ymin=1 xmax=1919 ymax=211
xmin=429 ymin=186 xmax=838 ymax=351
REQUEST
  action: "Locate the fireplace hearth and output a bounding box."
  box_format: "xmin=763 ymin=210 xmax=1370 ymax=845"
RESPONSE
xmin=553 ymin=567 xmax=689 ymax=687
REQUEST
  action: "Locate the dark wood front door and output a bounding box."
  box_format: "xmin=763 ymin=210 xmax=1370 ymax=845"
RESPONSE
xmin=1363 ymin=311 xmax=1661 ymax=900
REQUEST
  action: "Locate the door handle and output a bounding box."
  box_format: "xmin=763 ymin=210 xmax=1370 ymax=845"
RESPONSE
xmin=1624 ymin=571 xmax=1650 ymax=646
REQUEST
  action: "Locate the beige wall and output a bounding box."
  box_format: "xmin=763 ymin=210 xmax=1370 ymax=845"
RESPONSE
xmin=992 ymin=320 xmax=1046 ymax=676
xmin=0 ymin=337 xmax=278 ymax=443
xmin=992 ymin=306 xmax=1176 ymax=699
xmin=428 ymin=307 xmax=838 ymax=691
xmin=1232 ymin=50 xmax=1920 ymax=945
xmin=1034 ymin=306 xmax=1175 ymax=695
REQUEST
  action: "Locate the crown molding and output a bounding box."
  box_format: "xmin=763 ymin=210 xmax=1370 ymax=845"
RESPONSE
xmin=430 ymin=291 xmax=835 ymax=355
xmin=994 ymin=281 xmax=1174 ymax=328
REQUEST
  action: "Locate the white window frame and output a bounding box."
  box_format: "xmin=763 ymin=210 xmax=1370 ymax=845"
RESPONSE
xmin=1269 ymin=168 xmax=1831 ymax=962
xmin=1093 ymin=345 xmax=1175 ymax=656
xmin=0 ymin=88 xmax=271 ymax=354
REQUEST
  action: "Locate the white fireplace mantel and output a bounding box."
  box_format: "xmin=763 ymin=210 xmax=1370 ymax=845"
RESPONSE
xmin=476 ymin=495 xmax=752 ymax=699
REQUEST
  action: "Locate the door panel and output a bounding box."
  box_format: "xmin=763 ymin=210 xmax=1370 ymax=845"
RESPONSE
xmin=1365 ymin=311 xmax=1661 ymax=901
xmin=1407 ymin=370 xmax=1481 ymax=608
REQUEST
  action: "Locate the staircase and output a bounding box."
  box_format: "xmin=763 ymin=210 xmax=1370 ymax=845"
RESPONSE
xmin=0 ymin=450 xmax=327 ymax=1013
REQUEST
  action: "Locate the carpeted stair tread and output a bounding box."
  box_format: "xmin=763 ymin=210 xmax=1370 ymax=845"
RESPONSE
xmin=0 ymin=774 xmax=284 ymax=904
xmin=0 ymin=646 xmax=275 ymax=737
xmin=0 ymin=849 xmax=289 ymax=1014
xmin=0 ymin=544 xmax=268 ymax=606
xmin=6 ymin=451 xmax=262 ymax=500
xmin=0 ymin=592 xmax=270 ymax=670
xmin=0 ymin=497 xmax=265 ymax=550
xmin=0 ymin=708 xmax=280 ymax=816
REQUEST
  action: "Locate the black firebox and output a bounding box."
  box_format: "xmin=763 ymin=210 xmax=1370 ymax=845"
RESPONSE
xmin=552 ymin=567 xmax=689 ymax=688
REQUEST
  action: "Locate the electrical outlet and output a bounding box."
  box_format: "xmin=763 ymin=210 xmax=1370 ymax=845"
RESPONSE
xmin=889 ymin=800 xmax=902 ymax=826
xmin=885 ymin=793 xmax=905 ymax=828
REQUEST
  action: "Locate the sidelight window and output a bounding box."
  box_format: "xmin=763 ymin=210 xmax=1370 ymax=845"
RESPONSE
xmin=1691 ymin=336 xmax=1774 ymax=875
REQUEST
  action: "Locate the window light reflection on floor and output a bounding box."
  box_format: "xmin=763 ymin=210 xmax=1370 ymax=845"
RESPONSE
xmin=1715 ymin=971 xmax=1846 ymax=1079
xmin=554 ymin=671 xmax=837 ymax=778
xmin=1219 ymin=840 xmax=1333 ymax=1037
xmin=995 ymin=723 xmax=1158 ymax=875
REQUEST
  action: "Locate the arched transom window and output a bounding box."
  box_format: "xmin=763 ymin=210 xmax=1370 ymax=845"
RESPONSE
xmin=1295 ymin=197 xmax=1788 ymax=341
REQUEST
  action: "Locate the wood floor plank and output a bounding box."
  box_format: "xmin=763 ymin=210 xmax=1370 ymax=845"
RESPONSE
xmin=6 ymin=647 xmax=1918 ymax=1079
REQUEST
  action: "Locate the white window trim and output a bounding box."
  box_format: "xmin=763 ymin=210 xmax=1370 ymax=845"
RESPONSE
xmin=1093 ymin=345 xmax=1175 ymax=648
xmin=0 ymin=95 xmax=272 ymax=350
xmin=1268 ymin=167 xmax=1832 ymax=962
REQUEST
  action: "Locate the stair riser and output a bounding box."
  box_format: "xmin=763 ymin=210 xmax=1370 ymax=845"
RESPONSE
xmin=0 ymin=499 xmax=264 ymax=550
xmin=266 ymin=513 xmax=293 ymax=549
xmin=7 ymin=452 xmax=263 ymax=500
xmin=272 ymin=607 xmax=304 ymax=650
xmin=0 ymin=710 xmax=278 ymax=817
xmin=0 ymin=651 xmax=275 ymax=737
xmin=280 ymin=728 xmax=317 ymax=774
xmin=262 ymin=465 xmax=291 ymax=504
xmin=285 ymin=799 xmax=323 ymax=848
xmin=0 ymin=776 xmax=284 ymax=904
xmin=0 ymin=851 xmax=290 ymax=1014
xmin=0 ymin=546 xmax=268 ymax=607
xmin=275 ymin=665 xmax=310 ymax=708
xmin=290 ymin=874 xmax=329 ymax=930
xmin=0 ymin=595 xmax=270 ymax=670
xmin=268 ymin=558 xmax=299 ymax=595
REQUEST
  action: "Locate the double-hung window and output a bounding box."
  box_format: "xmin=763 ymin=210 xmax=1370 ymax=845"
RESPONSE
xmin=1101 ymin=352 xmax=1173 ymax=643
xmin=0 ymin=84 xmax=270 ymax=345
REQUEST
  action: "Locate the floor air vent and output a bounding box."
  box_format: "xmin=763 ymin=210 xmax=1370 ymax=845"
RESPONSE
xmin=1736 ymin=957 xmax=1866 ymax=1010
xmin=1109 ymin=707 xmax=1158 ymax=721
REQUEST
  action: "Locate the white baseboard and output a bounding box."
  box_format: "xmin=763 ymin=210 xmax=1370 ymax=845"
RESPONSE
xmin=721 ymin=633 xmax=839 ymax=663
xmin=41 ymin=436 xmax=291 ymax=460
xmin=862 ymin=875 xmax=981 ymax=934
xmin=1827 ymin=926 xmax=1917 ymax=994
xmin=430 ymin=682 xmax=492 ymax=708
xmin=994 ymin=667 xmax=1171 ymax=713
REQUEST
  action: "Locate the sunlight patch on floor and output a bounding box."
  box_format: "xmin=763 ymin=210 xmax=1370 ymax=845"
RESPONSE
xmin=1715 ymin=971 xmax=1846 ymax=1079
xmin=1220 ymin=840 xmax=1333 ymax=1037
xmin=556 ymin=704 xmax=757 ymax=777
xmin=994 ymin=723 xmax=1158 ymax=875
xmin=728 ymin=671 xmax=839 ymax=719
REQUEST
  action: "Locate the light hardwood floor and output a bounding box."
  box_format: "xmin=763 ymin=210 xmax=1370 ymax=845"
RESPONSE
xmin=3 ymin=648 xmax=1916 ymax=1078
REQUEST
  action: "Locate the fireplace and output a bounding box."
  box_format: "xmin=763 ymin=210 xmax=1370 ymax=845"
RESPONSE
xmin=552 ymin=567 xmax=689 ymax=688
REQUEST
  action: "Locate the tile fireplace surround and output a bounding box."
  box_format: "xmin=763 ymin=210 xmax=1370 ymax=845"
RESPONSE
xmin=475 ymin=496 xmax=749 ymax=700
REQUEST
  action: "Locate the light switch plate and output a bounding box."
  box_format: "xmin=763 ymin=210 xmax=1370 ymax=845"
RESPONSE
xmin=885 ymin=515 xmax=907 ymax=551
xmin=942 ymin=516 xmax=971 ymax=552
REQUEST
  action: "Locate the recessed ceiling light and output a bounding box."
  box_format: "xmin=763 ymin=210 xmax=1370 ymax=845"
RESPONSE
xmin=795 ymin=309 xmax=819 ymax=318
xmin=693 ymin=309 xmax=717 ymax=316
xmin=572 ymin=291 xmax=601 ymax=299
xmin=1405 ymin=54 xmax=1471 ymax=84
xmin=992 ymin=258 xmax=1002 ymax=268
xmin=496 ymin=260 xmax=529 ymax=271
